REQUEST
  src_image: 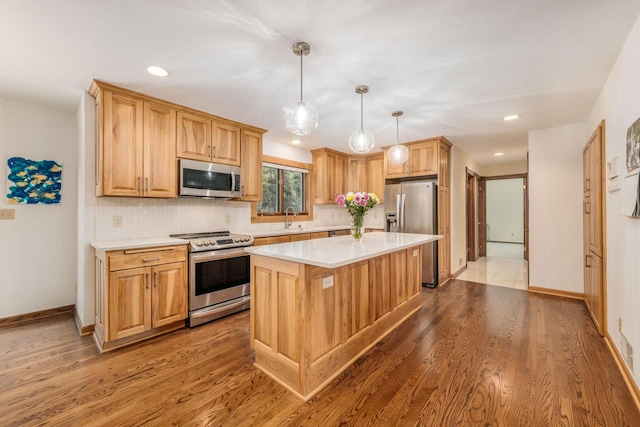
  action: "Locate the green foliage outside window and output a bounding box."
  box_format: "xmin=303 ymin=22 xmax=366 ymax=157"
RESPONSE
xmin=258 ymin=165 xmax=306 ymax=214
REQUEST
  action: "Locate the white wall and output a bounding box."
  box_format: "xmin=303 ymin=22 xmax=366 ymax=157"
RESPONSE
xmin=486 ymin=179 xmax=524 ymax=243
xmin=480 ymin=160 xmax=528 ymax=177
xmin=450 ymin=145 xmax=480 ymax=272
xmin=0 ymin=98 xmax=77 ymax=318
xmin=586 ymin=13 xmax=640 ymax=383
xmin=528 ymin=123 xmax=586 ymax=293
xmin=76 ymin=92 xmax=96 ymax=327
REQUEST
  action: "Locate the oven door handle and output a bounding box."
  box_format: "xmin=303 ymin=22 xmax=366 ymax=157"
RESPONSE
xmin=190 ymin=247 xmax=250 ymax=262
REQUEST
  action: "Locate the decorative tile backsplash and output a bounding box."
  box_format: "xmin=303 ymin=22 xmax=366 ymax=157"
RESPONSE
xmin=95 ymin=198 xmax=385 ymax=241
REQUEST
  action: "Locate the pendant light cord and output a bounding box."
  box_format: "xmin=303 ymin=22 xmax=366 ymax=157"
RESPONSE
xmin=360 ymin=92 xmax=364 ymax=130
xmin=300 ymin=52 xmax=304 ymax=102
xmin=396 ymin=115 xmax=399 ymax=145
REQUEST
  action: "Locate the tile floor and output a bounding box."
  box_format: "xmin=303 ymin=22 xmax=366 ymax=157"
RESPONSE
xmin=456 ymin=242 xmax=528 ymax=290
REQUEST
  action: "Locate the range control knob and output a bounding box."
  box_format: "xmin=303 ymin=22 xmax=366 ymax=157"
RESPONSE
xmin=195 ymin=242 xmax=203 ymax=247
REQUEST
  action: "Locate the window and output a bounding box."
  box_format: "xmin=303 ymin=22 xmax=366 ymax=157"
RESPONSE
xmin=258 ymin=162 xmax=308 ymax=215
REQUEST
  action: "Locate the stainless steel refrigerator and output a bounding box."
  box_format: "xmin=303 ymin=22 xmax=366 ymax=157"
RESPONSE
xmin=384 ymin=181 xmax=438 ymax=287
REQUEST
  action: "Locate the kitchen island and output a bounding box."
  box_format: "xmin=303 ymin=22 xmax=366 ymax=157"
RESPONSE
xmin=247 ymin=232 xmax=441 ymax=400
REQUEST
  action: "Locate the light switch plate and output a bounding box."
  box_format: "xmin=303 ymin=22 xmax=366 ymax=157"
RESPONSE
xmin=0 ymin=209 xmax=15 ymax=220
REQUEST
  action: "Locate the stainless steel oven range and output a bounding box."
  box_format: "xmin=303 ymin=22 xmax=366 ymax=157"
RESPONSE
xmin=170 ymin=231 xmax=253 ymax=327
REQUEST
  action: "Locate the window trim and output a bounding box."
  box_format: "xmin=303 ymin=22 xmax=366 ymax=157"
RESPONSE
xmin=251 ymin=155 xmax=314 ymax=224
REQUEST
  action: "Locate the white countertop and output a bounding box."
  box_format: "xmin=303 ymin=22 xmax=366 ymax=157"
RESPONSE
xmin=246 ymin=232 xmax=441 ymax=269
xmin=235 ymin=225 xmax=383 ymax=238
xmin=91 ymin=237 xmax=189 ymax=251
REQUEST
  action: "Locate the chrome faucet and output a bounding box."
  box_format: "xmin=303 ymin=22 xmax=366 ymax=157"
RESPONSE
xmin=285 ymin=206 xmax=297 ymax=229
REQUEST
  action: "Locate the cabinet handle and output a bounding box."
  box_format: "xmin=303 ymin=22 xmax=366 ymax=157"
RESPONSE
xmin=213 ymin=145 xmax=217 ymax=158
xmin=585 ymin=254 xmax=591 ymax=268
xmin=584 ymin=201 xmax=590 ymax=214
xmin=137 ymin=177 xmax=142 ymax=191
xmin=154 ymin=272 xmax=158 ymax=288
xmin=145 ymin=177 xmax=149 ymax=192
xmin=208 ymin=145 xmax=212 ymax=157
xmin=146 ymin=273 xmax=150 ymax=289
xmin=585 ymin=178 xmax=590 ymax=192
xmin=142 ymin=257 xmax=161 ymax=262
xmin=241 ymin=185 xmax=245 ymax=196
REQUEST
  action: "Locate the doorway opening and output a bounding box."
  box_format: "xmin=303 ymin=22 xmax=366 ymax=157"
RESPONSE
xmin=459 ymin=173 xmax=528 ymax=290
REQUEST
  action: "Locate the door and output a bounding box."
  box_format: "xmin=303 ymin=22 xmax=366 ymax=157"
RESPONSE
xmin=152 ymin=262 xmax=187 ymax=328
xmin=583 ymin=121 xmax=606 ymax=336
xmin=466 ymin=169 xmax=478 ymax=262
xmin=384 ymin=184 xmax=402 ymax=233
xmin=143 ymin=102 xmax=177 ymax=198
xmin=109 ymin=267 xmax=151 ymax=340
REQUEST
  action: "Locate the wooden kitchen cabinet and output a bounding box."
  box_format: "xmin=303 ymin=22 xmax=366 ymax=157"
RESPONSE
xmin=239 ymin=129 xmax=263 ymax=201
xmin=382 ymin=139 xmax=438 ymax=179
xmin=90 ymin=80 xmax=266 ymax=199
xmin=94 ymin=244 xmax=188 ymax=352
xmin=348 ymin=157 xmax=368 ymax=192
xmin=253 ymin=231 xmax=330 ymax=246
xmin=312 ymin=148 xmax=348 ymax=204
xmin=177 ymin=115 xmax=241 ymax=166
xmin=366 ymin=153 xmax=385 ymax=202
xmin=253 ymin=235 xmax=291 ymax=246
xmin=437 ymin=139 xmax=452 ymax=285
xmin=177 ymin=111 xmax=211 ymax=162
xmin=92 ymin=84 xmax=177 ymax=198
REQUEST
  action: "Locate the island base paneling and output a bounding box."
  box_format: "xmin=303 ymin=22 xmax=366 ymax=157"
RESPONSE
xmin=250 ymin=246 xmax=422 ymax=400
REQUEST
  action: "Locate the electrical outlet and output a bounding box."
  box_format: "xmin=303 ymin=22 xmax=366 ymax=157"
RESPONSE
xmin=224 ymin=214 xmax=231 ymax=224
xmin=621 ymin=332 xmax=634 ymax=372
xmin=322 ymin=275 xmax=334 ymax=289
xmin=0 ymin=209 xmax=15 ymax=220
xmin=112 ymin=215 xmax=123 ymax=228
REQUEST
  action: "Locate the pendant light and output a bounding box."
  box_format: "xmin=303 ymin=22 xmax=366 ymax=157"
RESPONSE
xmin=388 ymin=110 xmax=409 ymax=164
xmin=348 ymin=85 xmax=375 ymax=153
xmin=284 ymin=41 xmax=319 ymax=136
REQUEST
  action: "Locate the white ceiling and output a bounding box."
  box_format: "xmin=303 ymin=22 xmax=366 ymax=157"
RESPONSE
xmin=2 ymin=1 xmax=639 ymax=166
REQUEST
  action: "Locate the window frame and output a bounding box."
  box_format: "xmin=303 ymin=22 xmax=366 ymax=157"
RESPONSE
xmin=251 ymin=155 xmax=314 ymax=224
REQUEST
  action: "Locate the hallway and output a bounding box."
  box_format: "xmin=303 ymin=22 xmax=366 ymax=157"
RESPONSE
xmin=456 ymin=242 xmax=528 ymax=290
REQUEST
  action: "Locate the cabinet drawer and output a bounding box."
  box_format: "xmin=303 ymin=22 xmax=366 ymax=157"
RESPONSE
xmin=253 ymin=235 xmax=290 ymax=246
xmin=108 ymin=246 xmax=187 ymax=271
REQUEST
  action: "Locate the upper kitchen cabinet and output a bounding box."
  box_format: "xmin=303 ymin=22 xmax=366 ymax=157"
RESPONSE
xmin=91 ymin=81 xmax=177 ymax=198
xmin=176 ymin=111 xmax=211 ymax=162
xmin=177 ymin=115 xmax=241 ymax=166
xmin=90 ymin=80 xmax=266 ymax=199
xmin=382 ymin=139 xmax=439 ymax=178
xmin=312 ymin=148 xmax=347 ymax=204
xmin=239 ymin=129 xmax=263 ymax=201
xmin=366 ymin=153 xmax=385 ymax=203
xmin=347 ymin=156 xmax=368 ymax=192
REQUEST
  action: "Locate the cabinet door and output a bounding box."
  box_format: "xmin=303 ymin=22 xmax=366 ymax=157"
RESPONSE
xmin=370 ymin=255 xmax=390 ymax=320
xmin=152 ymin=262 xmax=187 ymax=328
xmin=177 ymin=111 xmax=211 ymax=161
xmin=144 ymin=102 xmax=177 ymax=198
xmin=108 ymin=267 xmax=151 ymax=340
xmin=329 ymin=152 xmax=347 ymax=201
xmin=289 ymin=233 xmax=310 ymax=242
xmin=409 ymin=141 xmax=437 ymax=176
xmin=366 ymin=154 xmax=385 ymax=202
xmin=588 ymin=138 xmax=603 ymax=257
xmin=384 ymin=148 xmax=408 ymax=179
xmin=253 ymin=235 xmax=291 ymax=246
xmin=212 ymin=121 xmax=241 ymax=166
xmin=348 ymin=157 xmax=367 ymax=192
xmin=240 ymin=129 xmax=263 ymax=201
xmin=103 ymin=91 xmax=144 ymax=196
xmin=438 ymin=186 xmax=451 ymax=283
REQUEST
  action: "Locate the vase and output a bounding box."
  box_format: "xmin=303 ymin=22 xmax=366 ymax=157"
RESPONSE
xmin=350 ymin=214 xmax=364 ymax=241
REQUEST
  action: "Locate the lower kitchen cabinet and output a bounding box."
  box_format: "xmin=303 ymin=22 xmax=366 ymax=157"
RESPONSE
xmin=94 ymin=244 xmax=188 ymax=352
xmin=253 ymin=231 xmax=330 ymax=246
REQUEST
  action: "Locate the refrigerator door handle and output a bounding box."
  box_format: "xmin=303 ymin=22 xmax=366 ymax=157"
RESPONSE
xmin=400 ymin=193 xmax=406 ymax=232
xmin=396 ymin=194 xmax=401 ymax=232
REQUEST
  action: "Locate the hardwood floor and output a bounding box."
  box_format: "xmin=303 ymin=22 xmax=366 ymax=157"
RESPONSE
xmin=1 ymin=280 xmax=638 ymax=426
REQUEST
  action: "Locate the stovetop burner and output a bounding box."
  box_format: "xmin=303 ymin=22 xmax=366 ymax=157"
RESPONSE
xmin=170 ymin=230 xmax=253 ymax=252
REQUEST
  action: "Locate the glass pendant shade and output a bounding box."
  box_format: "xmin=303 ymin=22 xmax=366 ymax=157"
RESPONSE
xmin=388 ymin=110 xmax=408 ymax=164
xmin=388 ymin=144 xmax=409 ymax=164
xmin=284 ymin=100 xmax=319 ymax=136
xmin=349 ymin=128 xmax=375 ymax=153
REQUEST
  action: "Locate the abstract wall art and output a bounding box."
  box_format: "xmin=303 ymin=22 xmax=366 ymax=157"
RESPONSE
xmin=6 ymin=157 xmax=62 ymax=204
xmin=626 ymin=117 xmax=640 ymax=172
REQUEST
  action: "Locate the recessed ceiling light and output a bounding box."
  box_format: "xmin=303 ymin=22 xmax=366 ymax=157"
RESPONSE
xmin=146 ymin=65 xmax=169 ymax=77
xmin=291 ymin=139 xmax=302 ymax=145
xmin=494 ymin=152 xmax=504 ymax=156
xmin=503 ymin=114 xmax=521 ymax=121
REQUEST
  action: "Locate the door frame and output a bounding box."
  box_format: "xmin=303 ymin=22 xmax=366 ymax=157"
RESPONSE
xmin=480 ymin=173 xmax=528 ymax=260
xmin=465 ymin=168 xmax=478 ymax=262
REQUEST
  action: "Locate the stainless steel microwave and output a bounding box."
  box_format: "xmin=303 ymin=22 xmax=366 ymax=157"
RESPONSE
xmin=179 ymin=159 xmax=241 ymax=198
